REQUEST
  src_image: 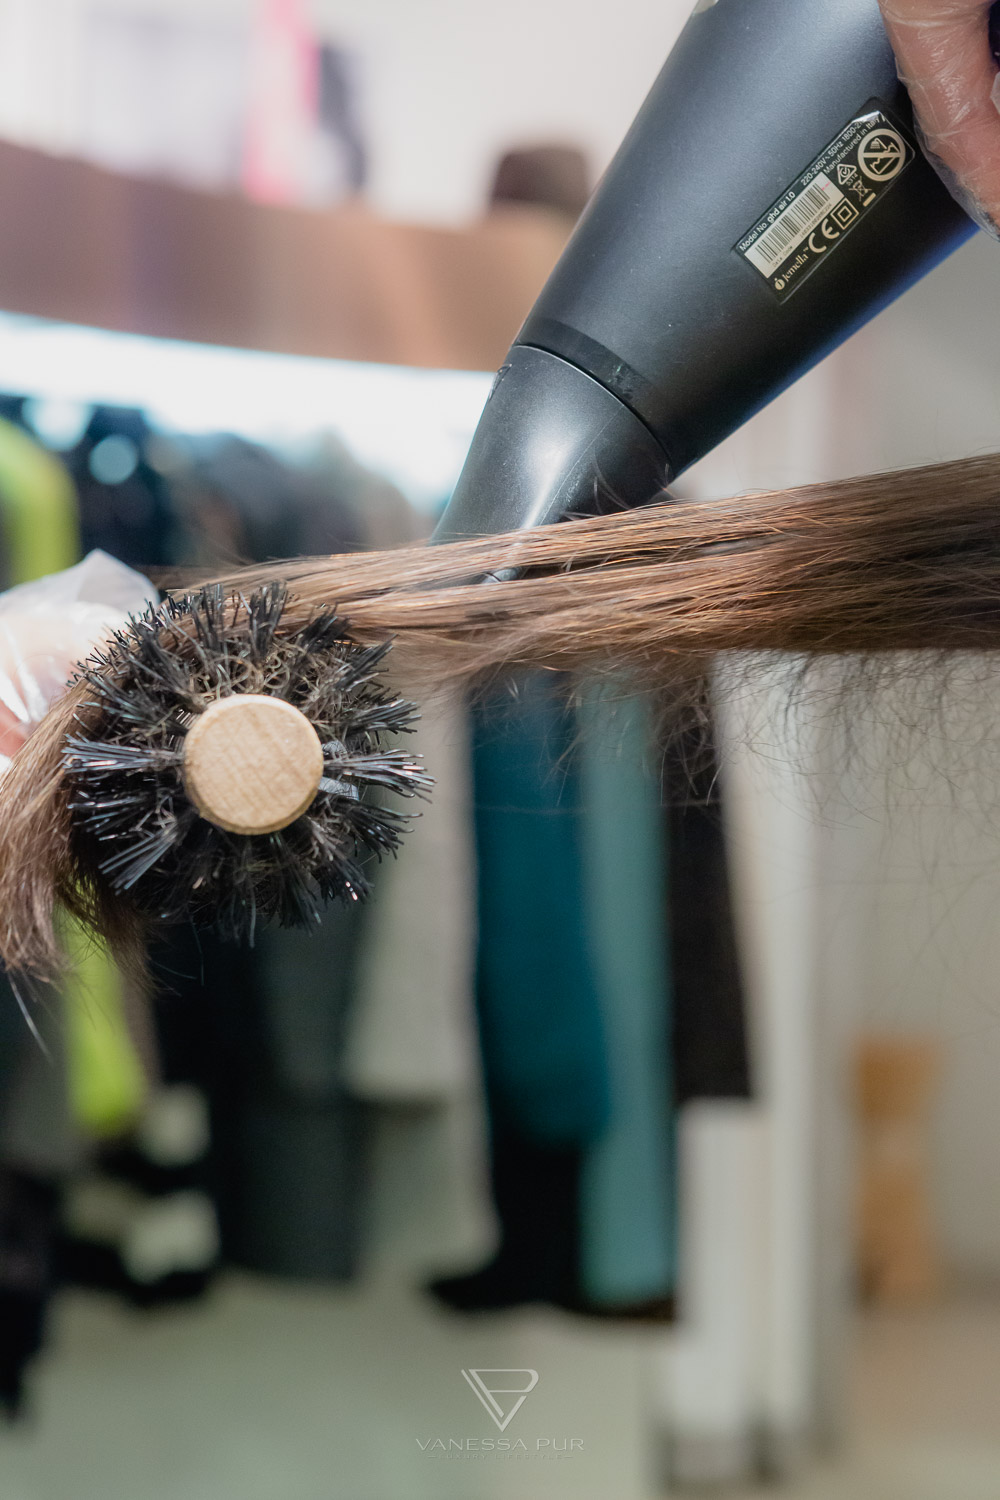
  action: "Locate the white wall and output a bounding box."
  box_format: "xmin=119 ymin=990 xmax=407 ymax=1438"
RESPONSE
xmin=309 ymin=0 xmax=684 ymax=222
xmin=810 ymin=234 xmax=1000 ymax=1282
xmin=0 ymin=0 xmax=687 ymax=220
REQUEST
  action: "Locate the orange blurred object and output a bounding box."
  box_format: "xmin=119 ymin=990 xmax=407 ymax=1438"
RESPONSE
xmin=855 ymin=1036 xmax=944 ymax=1305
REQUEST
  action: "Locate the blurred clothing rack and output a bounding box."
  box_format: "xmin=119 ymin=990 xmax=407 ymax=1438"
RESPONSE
xmin=0 ymin=140 xmax=568 ymax=370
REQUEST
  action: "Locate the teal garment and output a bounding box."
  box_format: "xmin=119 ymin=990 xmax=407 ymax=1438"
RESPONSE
xmin=472 ymin=675 xmax=611 ymax=1146
xmin=578 ymin=687 xmax=676 ymax=1307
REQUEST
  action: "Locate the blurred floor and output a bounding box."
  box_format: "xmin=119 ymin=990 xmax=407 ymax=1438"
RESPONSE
xmin=0 ymin=1273 xmax=652 ymax=1500
xmin=0 ymin=1279 xmax=999 ymax=1498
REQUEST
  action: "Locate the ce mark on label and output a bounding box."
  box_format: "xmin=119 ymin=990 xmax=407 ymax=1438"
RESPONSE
xmin=807 ymin=198 xmax=859 ymax=253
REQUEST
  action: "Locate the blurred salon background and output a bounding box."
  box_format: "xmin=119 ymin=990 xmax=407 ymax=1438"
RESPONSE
xmin=0 ymin=2 xmax=998 ymax=1497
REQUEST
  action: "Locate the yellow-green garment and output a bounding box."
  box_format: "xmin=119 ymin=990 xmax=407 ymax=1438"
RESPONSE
xmin=0 ymin=417 xmax=146 ymax=1138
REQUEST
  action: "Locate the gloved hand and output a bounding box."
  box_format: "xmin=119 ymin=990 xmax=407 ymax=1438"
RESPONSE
xmin=0 ymin=552 xmax=154 ymax=767
xmin=879 ymin=0 xmax=1000 ymax=232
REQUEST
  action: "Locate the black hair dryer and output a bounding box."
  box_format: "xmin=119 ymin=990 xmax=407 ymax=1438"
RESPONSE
xmin=433 ymin=0 xmax=978 ymax=544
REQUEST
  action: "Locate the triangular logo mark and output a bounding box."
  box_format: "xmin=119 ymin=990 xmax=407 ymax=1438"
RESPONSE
xmin=461 ymin=1368 xmax=539 ymax=1431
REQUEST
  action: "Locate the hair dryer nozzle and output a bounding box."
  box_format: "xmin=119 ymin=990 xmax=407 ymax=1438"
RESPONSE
xmin=432 ymin=345 xmax=669 ymax=545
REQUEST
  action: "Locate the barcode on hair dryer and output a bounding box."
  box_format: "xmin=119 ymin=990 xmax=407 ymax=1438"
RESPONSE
xmin=742 ymin=175 xmax=844 ymax=277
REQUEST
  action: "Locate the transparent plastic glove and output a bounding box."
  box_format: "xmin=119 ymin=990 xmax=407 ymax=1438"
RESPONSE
xmin=0 ymin=550 xmax=155 ymax=770
xmin=879 ymin=0 xmax=1000 ymax=232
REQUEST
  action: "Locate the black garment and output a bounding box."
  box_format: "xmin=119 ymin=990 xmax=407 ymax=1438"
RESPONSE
xmin=67 ymin=406 xmax=177 ymax=569
xmin=0 ymin=969 xmax=78 ymax=1414
xmin=0 ymin=1168 xmax=58 ymax=1416
xmin=150 ymin=899 xmax=375 ymax=1281
xmin=58 ymin=1091 xmax=218 ymax=1309
xmin=168 ymin=435 xmax=363 ymax=568
xmin=429 ymin=1129 xmax=583 ymax=1312
xmin=664 ymin=711 xmax=752 ymax=1105
xmin=428 ymin=1125 xmax=675 ymax=1320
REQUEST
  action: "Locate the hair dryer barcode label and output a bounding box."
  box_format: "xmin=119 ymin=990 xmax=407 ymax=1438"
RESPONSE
xmin=735 ymin=104 xmax=914 ymax=302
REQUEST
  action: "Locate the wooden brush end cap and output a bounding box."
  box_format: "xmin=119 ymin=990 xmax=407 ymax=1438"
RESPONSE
xmin=183 ymin=694 xmax=325 ymax=836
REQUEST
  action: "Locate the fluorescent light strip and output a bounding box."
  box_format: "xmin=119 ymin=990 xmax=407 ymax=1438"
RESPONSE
xmin=0 ymin=311 xmax=492 ymax=508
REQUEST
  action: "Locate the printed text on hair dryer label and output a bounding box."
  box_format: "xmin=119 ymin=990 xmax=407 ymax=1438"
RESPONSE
xmin=735 ymin=105 xmax=914 ymax=302
xmin=741 ymin=176 xmax=844 ymax=277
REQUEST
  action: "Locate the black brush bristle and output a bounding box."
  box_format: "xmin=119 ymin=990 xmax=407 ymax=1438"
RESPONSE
xmin=62 ymin=583 xmax=432 ymax=941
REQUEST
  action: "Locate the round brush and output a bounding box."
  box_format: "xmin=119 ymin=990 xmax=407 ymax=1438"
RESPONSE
xmin=62 ymin=580 xmax=431 ymax=942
